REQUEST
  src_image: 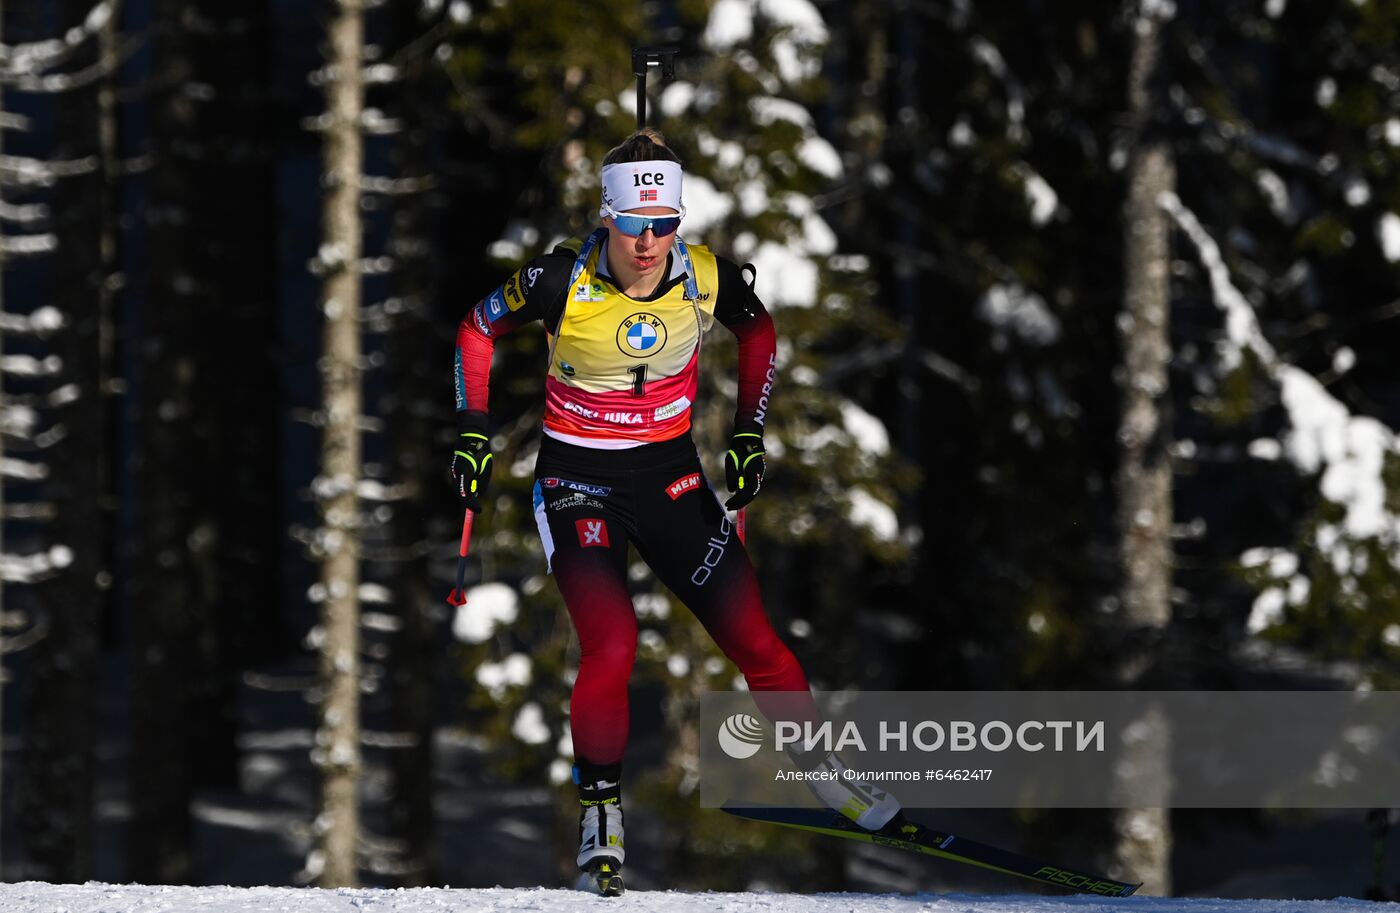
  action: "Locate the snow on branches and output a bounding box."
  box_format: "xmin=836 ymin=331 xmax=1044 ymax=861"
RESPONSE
xmin=1163 ymin=192 xmax=1400 ymax=636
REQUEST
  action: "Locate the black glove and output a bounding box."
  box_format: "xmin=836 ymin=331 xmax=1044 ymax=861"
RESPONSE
xmin=450 ymin=412 xmax=493 ymax=512
xmin=723 ymin=428 xmax=765 ymax=510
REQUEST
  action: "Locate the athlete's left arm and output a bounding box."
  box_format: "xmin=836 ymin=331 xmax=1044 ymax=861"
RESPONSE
xmin=715 ymin=257 xmax=777 ymax=433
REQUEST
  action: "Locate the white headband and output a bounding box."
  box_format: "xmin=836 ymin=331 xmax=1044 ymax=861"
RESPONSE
xmin=600 ymin=161 xmax=684 ymax=215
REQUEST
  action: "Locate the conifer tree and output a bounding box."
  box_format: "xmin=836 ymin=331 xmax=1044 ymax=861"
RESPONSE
xmin=1154 ymin=0 xmax=1400 ymax=684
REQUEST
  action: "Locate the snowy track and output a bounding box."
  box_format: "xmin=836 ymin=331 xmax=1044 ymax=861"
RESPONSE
xmin=0 ymin=884 xmax=1390 ymax=913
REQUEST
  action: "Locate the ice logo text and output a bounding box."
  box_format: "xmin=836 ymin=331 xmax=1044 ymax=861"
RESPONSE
xmin=718 ymin=713 xmax=765 ymax=760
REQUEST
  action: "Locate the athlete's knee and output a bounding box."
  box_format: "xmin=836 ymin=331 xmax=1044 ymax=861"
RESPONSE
xmin=724 ymin=624 xmax=803 ymax=686
xmin=745 ymin=644 xmax=806 ymax=690
xmin=578 ymin=628 xmax=639 ymax=682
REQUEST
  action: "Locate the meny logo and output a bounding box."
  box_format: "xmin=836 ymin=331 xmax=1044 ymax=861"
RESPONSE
xmin=666 ymin=472 xmax=703 ymax=500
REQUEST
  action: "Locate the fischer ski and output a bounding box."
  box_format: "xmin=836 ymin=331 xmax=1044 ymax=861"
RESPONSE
xmin=721 ymin=804 xmax=1140 ymax=897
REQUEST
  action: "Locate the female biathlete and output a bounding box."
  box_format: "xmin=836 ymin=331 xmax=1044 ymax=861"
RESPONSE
xmin=452 ymin=130 xmax=901 ymax=895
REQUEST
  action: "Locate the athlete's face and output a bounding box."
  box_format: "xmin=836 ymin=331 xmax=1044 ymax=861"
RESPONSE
xmin=605 ymin=206 xmax=677 ymax=278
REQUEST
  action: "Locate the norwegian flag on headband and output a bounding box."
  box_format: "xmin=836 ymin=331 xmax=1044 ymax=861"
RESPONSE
xmin=600 ymin=161 xmax=684 ymax=214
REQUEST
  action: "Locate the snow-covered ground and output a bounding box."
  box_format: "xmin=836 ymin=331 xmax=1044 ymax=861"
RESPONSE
xmin=0 ymin=883 xmax=1393 ymax=913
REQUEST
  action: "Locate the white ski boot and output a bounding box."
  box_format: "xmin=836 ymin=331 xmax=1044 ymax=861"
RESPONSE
xmin=575 ymin=803 xmax=625 ymax=896
xmin=797 ymin=750 xmax=903 ymax=831
xmin=574 ymin=763 xmax=625 ymax=896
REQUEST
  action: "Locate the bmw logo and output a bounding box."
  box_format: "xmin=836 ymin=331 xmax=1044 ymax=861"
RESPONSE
xmin=616 ymin=313 xmax=667 ymax=358
xmin=629 ymin=323 xmax=657 ymax=350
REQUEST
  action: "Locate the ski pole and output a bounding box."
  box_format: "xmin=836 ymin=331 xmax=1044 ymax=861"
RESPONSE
xmin=736 ymin=507 xmax=747 ymax=546
xmin=446 ymin=509 xmax=474 ymax=607
xmin=631 ymin=46 xmax=679 ymax=130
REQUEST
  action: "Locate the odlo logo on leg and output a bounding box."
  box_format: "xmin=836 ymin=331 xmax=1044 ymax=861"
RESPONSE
xmin=576 ymin=518 xmax=610 ymax=548
xmin=691 ymin=516 xmax=732 ymax=586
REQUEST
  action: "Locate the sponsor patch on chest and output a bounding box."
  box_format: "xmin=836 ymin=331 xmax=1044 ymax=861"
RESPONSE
xmin=654 ymin=396 xmax=691 ymax=422
xmin=616 ymin=312 xmax=668 ymax=357
xmin=575 ymin=281 xmax=607 ymax=302
xmin=602 ymin=411 xmax=644 ymax=425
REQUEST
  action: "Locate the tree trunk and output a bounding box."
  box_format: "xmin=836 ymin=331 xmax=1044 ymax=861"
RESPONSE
xmin=17 ymin=0 xmax=107 ymax=881
xmin=0 ymin=0 xmax=9 ymax=871
xmin=1112 ymin=0 xmax=1176 ymax=896
xmin=314 ymin=0 xmax=366 ymax=889
xmin=384 ymin=3 xmax=438 ymax=885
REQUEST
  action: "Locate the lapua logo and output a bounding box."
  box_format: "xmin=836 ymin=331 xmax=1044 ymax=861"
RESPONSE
xmin=471 ymin=303 xmax=492 ymax=338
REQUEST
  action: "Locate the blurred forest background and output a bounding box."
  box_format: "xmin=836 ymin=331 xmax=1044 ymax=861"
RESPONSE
xmin=0 ymin=0 xmax=1398 ymax=900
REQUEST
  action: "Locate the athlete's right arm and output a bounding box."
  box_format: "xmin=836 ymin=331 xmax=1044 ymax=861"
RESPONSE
xmin=451 ymin=253 xmax=571 ymax=509
xmin=453 ymin=252 xmax=573 ymax=421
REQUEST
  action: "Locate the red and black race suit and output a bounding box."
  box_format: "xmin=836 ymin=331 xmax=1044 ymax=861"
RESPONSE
xmin=531 ymin=433 xmax=816 ymax=768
